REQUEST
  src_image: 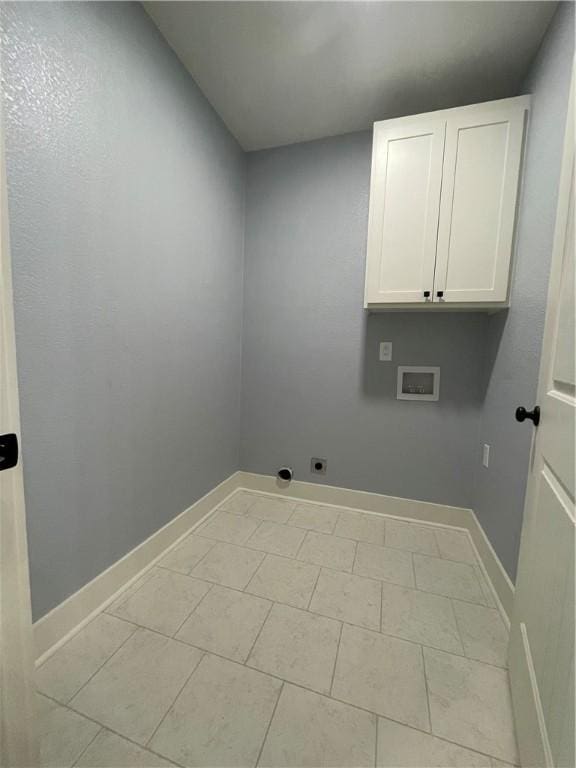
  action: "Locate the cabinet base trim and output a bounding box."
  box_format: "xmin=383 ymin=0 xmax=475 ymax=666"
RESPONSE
xmin=365 ymin=302 xmax=509 ymax=311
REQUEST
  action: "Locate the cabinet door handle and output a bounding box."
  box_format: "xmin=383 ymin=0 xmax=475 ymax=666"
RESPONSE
xmin=423 ymin=291 xmax=430 ymax=298
xmin=436 ymin=291 xmax=444 ymax=298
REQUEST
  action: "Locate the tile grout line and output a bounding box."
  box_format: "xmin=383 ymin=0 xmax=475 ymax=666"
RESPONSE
xmin=255 ymin=681 xmax=284 ymax=767
xmin=451 ymin=593 xmax=505 ymax=616
xmin=95 ymin=534 xmax=508 ymax=671
xmin=333 ymin=508 xmax=345 ymax=536
xmin=379 ymin=567 xmax=384 ymax=633
xmin=432 ymin=531 xmax=441 ymax=557
xmin=420 ymin=644 xmax=433 ymax=734
xmin=319 ymin=521 xmax=482 ymax=565
xmin=64 ymin=621 xmax=139 ymax=707
xmin=448 ymin=596 xmax=467 ymax=657
xmin=107 ymin=600 xmax=510 ymax=674
xmin=50 ymin=634 xmax=512 ymax=767
xmin=202 ymin=509 xmax=264 ymax=548
xmin=328 ymin=620 xmax=345 ymax=697
xmin=351 ymin=539 xmax=359 ymax=575
xmin=474 ymin=563 xmax=497 ymax=608
xmin=234 ymin=487 xmax=474 ymax=532
xmin=410 ymin=551 xmax=417 ymax=590
xmin=124 ymin=537 xmax=217 ymax=600
xmin=241 ymin=516 xmax=266 ymax=550
xmin=284 ymin=502 xmax=341 ymax=532
xmin=208 ymin=501 xmax=511 ymax=755
xmin=412 ymin=552 xmax=489 ymax=605
xmin=44 ymin=494 xmax=511 ymax=766
xmin=325 ymin=508 xmax=340 ymax=535
xmin=47 ymin=673 xmax=510 ymax=768
xmin=284 ymin=504 xmax=299 ymax=528
xmin=36 ymin=611 xmax=124 ymax=674
xmin=218 ymin=494 xmax=260 ymax=517
xmin=145 ymin=649 xmax=206 ymax=752
xmin=445 ymin=600 xmax=508 ymax=669
xmin=289 ymin=527 xmax=308 ymax=561
xmin=237 ymin=492 xmax=495 ymax=568
xmin=221 ymin=490 xmax=488 ymax=562
xmin=432 ymin=528 xmax=443 ymax=559
xmin=101 ymin=534 xmax=508 ymax=670
xmin=106 ymin=570 xmax=155 ymax=616
xmin=243 ymin=551 xmax=274 ymax=598
xmin=105 ymin=568 xmax=217 ymax=636
xmin=68 ymin=721 xmax=103 ymax=767
xmin=373 ymin=714 xmax=379 ymax=768
xmin=263 ymin=531 xmax=357 ymax=573
xmin=157 ymin=533 xmax=217 ymax=577
xmin=378 ymin=577 xmax=383 ymax=635
xmin=190 ymin=504 xmax=493 ymax=583
xmin=170 ymin=581 xmax=215 ymax=639
xmin=38 ymin=692 xmax=188 ymax=768
xmin=256 ymin=656 xmax=506 ymax=764
xmin=305 ymin=562 xmax=324 ymax=611
xmin=93 ymin=617 xmax=207 ymax=654
xmin=243 ymin=598 xmax=275 ymax=668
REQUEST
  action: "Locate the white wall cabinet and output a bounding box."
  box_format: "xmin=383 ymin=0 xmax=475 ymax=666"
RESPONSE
xmin=364 ymin=96 xmax=529 ymax=309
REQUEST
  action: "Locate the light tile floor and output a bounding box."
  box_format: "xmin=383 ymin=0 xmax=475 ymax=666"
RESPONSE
xmin=37 ymin=491 xmax=517 ymax=768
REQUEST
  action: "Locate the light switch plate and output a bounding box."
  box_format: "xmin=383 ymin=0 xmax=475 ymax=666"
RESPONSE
xmin=482 ymin=444 xmax=490 ymax=468
xmin=379 ymin=341 xmax=392 ymax=361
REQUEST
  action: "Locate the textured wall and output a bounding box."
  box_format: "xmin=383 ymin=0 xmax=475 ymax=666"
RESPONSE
xmin=2 ymin=1 xmax=245 ymax=619
xmin=241 ymin=131 xmax=487 ymax=509
xmin=472 ymin=2 xmax=575 ymax=580
xmin=3 ymin=2 xmax=572 ymax=622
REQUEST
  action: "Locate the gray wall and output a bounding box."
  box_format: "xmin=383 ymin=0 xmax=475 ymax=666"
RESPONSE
xmin=241 ymin=131 xmax=488 ymax=508
xmin=3 ymin=1 xmax=572 ymax=622
xmin=241 ymin=4 xmax=575 ymax=580
xmin=472 ymin=2 xmax=575 ymax=581
xmin=2 ymin=1 xmax=246 ymax=619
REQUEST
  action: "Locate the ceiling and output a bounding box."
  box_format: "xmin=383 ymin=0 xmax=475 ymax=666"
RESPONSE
xmin=144 ymin=1 xmax=557 ymax=151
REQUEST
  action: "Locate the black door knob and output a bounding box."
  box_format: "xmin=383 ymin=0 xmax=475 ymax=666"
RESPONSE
xmin=515 ymin=406 xmax=540 ymax=426
xmin=0 ymin=433 xmax=19 ymax=471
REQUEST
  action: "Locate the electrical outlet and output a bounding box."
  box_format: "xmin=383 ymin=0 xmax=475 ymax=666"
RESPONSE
xmin=379 ymin=341 xmax=392 ymax=361
xmin=482 ymin=444 xmax=490 ymax=468
xmin=311 ymin=457 xmax=327 ymax=474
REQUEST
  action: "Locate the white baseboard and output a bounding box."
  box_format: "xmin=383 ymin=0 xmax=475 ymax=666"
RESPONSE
xmin=237 ymin=472 xmax=514 ymax=625
xmin=509 ymin=623 xmax=552 ymax=767
xmin=238 ymin=471 xmax=472 ymax=526
xmin=463 ymin=506 xmax=515 ymax=624
xmin=34 ymin=470 xmax=514 ymax=663
xmin=34 ymin=471 xmax=242 ymax=663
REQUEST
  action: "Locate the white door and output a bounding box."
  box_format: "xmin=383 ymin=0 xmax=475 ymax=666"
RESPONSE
xmin=434 ymin=97 xmax=528 ymax=303
xmin=364 ymin=118 xmax=445 ymax=304
xmin=508 ymin=73 xmax=575 ymax=768
xmin=0 ymin=76 xmax=39 ymax=765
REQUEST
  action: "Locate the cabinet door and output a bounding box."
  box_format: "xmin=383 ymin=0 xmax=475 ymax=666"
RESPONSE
xmin=364 ymin=119 xmax=445 ymax=304
xmin=434 ymin=99 xmax=527 ymax=303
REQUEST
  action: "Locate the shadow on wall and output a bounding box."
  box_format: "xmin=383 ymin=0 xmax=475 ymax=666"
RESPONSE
xmin=361 ymin=311 xmax=488 ymax=408
xmin=477 ymin=310 xmax=509 ymax=400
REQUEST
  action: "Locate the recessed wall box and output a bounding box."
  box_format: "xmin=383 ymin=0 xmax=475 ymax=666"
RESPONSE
xmin=397 ymin=366 xmax=440 ymax=401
